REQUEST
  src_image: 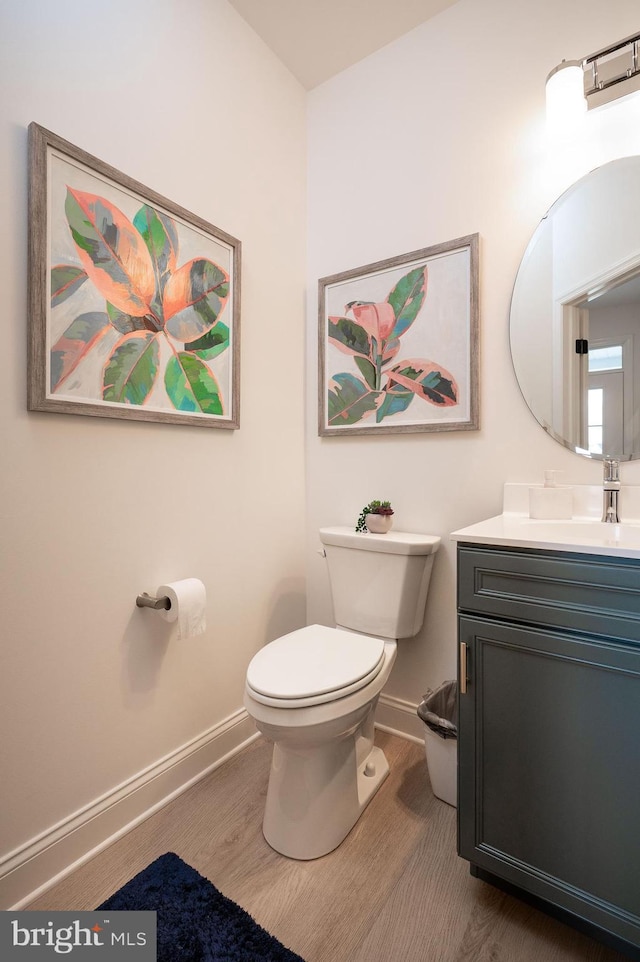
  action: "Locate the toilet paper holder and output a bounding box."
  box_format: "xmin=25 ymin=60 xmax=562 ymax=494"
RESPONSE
xmin=136 ymin=592 xmax=171 ymax=611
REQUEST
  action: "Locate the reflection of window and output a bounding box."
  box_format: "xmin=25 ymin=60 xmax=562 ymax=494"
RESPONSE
xmin=588 ymin=387 xmax=603 ymax=454
xmin=588 ymin=344 xmax=623 ymax=373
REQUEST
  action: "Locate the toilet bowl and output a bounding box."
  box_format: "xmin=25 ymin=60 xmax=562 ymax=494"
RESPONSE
xmin=244 ymin=625 xmax=396 ymax=860
xmin=244 ymin=526 xmax=440 ymax=860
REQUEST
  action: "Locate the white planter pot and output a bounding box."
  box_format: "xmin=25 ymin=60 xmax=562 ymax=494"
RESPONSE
xmin=365 ymin=513 xmax=393 ymax=534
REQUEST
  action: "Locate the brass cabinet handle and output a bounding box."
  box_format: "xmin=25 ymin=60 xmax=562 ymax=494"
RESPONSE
xmin=460 ymin=642 xmax=468 ymax=694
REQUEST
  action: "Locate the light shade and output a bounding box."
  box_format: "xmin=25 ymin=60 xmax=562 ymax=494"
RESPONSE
xmin=546 ymin=60 xmax=587 ymax=137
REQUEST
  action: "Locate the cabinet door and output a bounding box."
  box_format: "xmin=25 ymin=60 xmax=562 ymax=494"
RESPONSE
xmin=458 ymin=616 xmax=640 ymax=948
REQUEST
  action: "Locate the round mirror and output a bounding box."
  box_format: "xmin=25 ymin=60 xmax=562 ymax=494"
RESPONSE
xmin=510 ymin=156 xmax=640 ymax=461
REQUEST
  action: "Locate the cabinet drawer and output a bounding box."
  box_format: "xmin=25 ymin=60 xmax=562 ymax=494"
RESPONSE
xmin=458 ymin=544 xmax=640 ymax=642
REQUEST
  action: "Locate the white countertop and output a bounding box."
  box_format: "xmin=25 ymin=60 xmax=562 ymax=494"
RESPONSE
xmin=451 ymin=483 xmax=640 ymax=559
xmin=451 ymin=514 xmax=640 ymax=558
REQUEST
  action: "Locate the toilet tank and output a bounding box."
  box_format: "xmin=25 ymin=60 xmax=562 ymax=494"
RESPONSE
xmin=319 ymin=526 xmax=441 ymax=639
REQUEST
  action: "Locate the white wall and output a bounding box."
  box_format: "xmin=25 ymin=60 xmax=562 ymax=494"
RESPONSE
xmin=0 ymin=0 xmax=306 ymax=903
xmin=306 ymin=0 xmax=640 ymax=719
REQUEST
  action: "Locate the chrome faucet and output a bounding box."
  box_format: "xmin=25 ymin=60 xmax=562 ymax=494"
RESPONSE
xmin=602 ymin=458 xmax=620 ymax=523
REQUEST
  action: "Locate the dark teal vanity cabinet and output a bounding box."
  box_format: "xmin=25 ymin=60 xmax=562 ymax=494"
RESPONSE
xmin=457 ymin=543 xmax=640 ymax=958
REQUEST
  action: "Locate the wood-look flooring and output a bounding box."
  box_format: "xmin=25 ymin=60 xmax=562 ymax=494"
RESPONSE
xmin=27 ymin=732 xmax=630 ymax=962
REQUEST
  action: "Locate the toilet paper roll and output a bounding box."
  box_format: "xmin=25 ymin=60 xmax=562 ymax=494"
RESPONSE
xmin=157 ymin=579 xmax=207 ymax=639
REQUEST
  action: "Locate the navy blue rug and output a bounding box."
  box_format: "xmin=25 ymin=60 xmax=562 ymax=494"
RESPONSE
xmin=98 ymin=852 xmax=304 ymax=961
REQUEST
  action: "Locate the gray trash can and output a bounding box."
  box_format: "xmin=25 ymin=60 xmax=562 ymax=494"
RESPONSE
xmin=417 ymin=680 xmax=457 ymax=807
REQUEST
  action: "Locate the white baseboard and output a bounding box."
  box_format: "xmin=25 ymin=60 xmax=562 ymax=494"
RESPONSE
xmin=3 ymin=699 xmax=425 ymax=908
xmin=376 ymin=693 xmax=425 ymax=744
xmin=2 ymin=709 xmax=258 ymax=910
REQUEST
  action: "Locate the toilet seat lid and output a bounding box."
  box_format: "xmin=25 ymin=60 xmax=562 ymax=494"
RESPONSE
xmin=246 ymin=625 xmax=385 ymax=701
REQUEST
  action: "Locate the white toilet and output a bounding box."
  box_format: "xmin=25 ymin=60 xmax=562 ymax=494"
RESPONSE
xmin=243 ymin=525 xmax=441 ymax=860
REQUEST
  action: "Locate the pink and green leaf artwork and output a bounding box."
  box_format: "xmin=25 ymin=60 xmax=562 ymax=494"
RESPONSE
xmin=48 ymin=174 xmax=232 ymax=419
xmin=326 ymin=264 xmax=459 ymax=428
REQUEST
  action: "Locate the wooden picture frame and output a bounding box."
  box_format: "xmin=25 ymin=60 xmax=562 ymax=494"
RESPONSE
xmin=28 ymin=122 xmax=241 ymax=428
xmin=318 ymin=234 xmax=479 ymax=436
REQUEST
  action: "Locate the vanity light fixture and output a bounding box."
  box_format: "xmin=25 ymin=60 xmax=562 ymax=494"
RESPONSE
xmin=546 ymin=31 xmax=640 ymax=127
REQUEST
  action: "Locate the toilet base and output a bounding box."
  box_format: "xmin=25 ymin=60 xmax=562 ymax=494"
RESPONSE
xmin=262 ymin=741 xmax=389 ymax=860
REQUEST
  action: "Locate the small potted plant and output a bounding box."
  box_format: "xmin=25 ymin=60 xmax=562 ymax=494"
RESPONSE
xmin=355 ymin=500 xmax=395 ymax=534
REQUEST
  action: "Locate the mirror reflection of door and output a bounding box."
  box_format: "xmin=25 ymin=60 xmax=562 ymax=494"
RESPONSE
xmin=564 ymin=274 xmax=639 ymax=457
xmin=587 ymin=275 xmax=639 ymax=456
xmin=587 ymin=348 xmax=624 ymax=455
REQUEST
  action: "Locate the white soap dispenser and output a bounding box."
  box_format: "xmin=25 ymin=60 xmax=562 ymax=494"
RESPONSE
xmin=529 ymin=470 xmax=573 ymax=520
